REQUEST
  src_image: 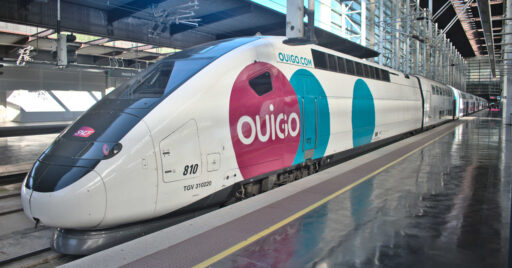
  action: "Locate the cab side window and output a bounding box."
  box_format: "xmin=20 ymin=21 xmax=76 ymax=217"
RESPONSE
xmin=249 ymin=72 xmax=273 ymax=96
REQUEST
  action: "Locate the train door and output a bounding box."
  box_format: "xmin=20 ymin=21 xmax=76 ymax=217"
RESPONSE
xmin=424 ymin=85 xmax=432 ymax=125
xmin=452 ymin=99 xmax=456 ymax=119
xmin=159 ymin=120 xmax=202 ymax=183
xmin=289 ymin=69 xmax=330 ymax=164
xmin=297 ymin=77 xmax=317 ymax=159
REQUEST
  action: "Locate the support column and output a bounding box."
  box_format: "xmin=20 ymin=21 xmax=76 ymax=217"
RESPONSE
xmin=361 ymin=0 xmax=367 ymax=46
xmin=286 ymin=0 xmax=305 ymax=39
xmin=378 ymin=0 xmax=384 ymax=65
xmin=405 ymin=0 xmax=411 ymax=74
xmin=414 ymin=2 xmax=420 ymax=75
xmin=367 ymin=0 xmax=375 ymax=52
xmin=426 ymin=0 xmax=433 ymax=78
xmin=0 ymin=90 xmax=6 ymax=123
xmin=423 ymin=10 xmax=427 ymax=76
xmin=104 ymin=70 xmax=109 ymax=98
xmin=393 ymin=0 xmax=401 ymax=70
xmin=341 ymin=2 xmax=347 ymax=37
xmin=504 ymin=0 xmax=512 ymax=125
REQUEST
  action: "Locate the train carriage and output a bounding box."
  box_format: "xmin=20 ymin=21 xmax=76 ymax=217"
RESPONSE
xmin=20 ymin=36 xmax=483 ymax=254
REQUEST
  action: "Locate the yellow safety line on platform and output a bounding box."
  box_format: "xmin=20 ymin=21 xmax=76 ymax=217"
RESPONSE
xmin=193 ymin=122 xmax=464 ymax=268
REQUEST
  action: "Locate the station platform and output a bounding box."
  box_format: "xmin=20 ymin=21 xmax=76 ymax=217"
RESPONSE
xmin=0 ymin=134 xmax=56 ymax=175
xmin=0 ymin=121 xmax=70 ymax=137
xmin=65 ymin=111 xmax=511 ymax=268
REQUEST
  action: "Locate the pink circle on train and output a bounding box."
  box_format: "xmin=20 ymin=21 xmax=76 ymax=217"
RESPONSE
xmin=229 ymin=62 xmax=301 ymax=179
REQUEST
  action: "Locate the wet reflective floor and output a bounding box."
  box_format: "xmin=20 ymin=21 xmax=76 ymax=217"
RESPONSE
xmin=0 ymin=134 xmax=56 ymax=167
xmin=214 ymin=114 xmax=511 ymax=268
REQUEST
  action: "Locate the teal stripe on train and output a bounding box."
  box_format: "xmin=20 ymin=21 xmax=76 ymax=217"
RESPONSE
xmin=290 ymin=69 xmax=330 ymax=164
xmin=352 ymin=79 xmax=375 ymax=147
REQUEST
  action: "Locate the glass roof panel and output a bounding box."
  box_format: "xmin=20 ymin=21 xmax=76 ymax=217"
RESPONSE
xmin=144 ymin=47 xmax=181 ymax=54
xmin=103 ymin=40 xmax=147 ymax=48
xmin=47 ymin=32 xmax=102 ymax=43
xmin=0 ymin=22 xmax=47 ymax=35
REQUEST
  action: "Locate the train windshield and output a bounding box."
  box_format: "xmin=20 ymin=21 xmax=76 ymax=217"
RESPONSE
xmin=106 ymin=37 xmax=260 ymax=100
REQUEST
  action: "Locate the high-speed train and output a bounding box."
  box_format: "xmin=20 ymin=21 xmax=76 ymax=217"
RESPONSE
xmin=21 ymin=36 xmax=486 ymax=237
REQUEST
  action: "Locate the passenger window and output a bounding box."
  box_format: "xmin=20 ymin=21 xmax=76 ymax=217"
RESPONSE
xmin=374 ymin=68 xmax=381 ymax=80
xmin=355 ymin=62 xmax=363 ymax=76
xmin=381 ymin=70 xmax=390 ymax=81
xmin=369 ymin=66 xmax=376 ymax=79
xmin=249 ymin=72 xmax=273 ymax=96
xmin=362 ymin=64 xmax=370 ymax=78
xmin=312 ymin=49 xmax=327 ymax=70
xmin=346 ymin=59 xmax=355 ymax=75
xmin=337 ymin=57 xmax=346 ymax=73
xmin=327 ymin=54 xmax=338 ymax=72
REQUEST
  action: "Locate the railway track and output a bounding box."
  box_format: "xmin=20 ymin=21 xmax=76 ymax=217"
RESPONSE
xmin=0 ymin=171 xmax=28 ymax=186
xmin=0 ymin=247 xmax=53 ymax=266
xmin=0 ymin=245 xmax=79 ymax=267
xmin=0 ymin=194 xmax=23 ymax=216
xmin=0 ymin=181 xmax=69 ymax=267
xmin=0 ymin=135 xmax=73 ymax=266
xmin=0 ymin=163 xmax=31 ymax=186
xmin=0 ymin=170 xmax=76 ymax=267
xmin=0 ymin=208 xmax=59 ymax=266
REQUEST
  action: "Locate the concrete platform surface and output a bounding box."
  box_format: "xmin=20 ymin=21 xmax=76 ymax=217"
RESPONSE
xmin=0 ymin=121 xmax=70 ymax=137
xmin=0 ymin=134 xmax=56 ymax=171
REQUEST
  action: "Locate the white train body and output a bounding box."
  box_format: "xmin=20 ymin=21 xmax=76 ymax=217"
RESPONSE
xmin=21 ymin=36 xmax=486 ymax=230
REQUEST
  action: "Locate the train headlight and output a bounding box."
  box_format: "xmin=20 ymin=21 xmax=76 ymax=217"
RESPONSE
xmin=76 ymin=142 xmax=122 ymax=160
xmin=102 ymin=143 xmax=122 ymax=159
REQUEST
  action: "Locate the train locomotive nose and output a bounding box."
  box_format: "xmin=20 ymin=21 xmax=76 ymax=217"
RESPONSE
xmin=22 ymin=162 xmax=106 ymax=229
xmin=20 ymin=174 xmax=33 ymax=220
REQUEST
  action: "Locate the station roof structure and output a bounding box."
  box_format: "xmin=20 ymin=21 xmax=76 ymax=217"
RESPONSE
xmin=421 ymin=0 xmax=505 ymax=81
xmin=0 ymin=0 xmax=380 ymax=69
xmin=423 ymin=0 xmax=504 ymax=58
xmin=0 ymin=0 xmax=504 ymax=63
xmin=0 ymin=0 xmax=507 ymax=98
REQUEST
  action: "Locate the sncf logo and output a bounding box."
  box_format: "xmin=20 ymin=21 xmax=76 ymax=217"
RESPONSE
xmin=73 ymin=126 xmax=95 ymax=138
xmin=236 ymin=104 xmax=300 ymax=145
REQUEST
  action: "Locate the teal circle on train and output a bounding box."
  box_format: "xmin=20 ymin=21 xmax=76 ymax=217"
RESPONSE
xmin=352 ymin=79 xmax=375 ymax=147
xmin=289 ymin=69 xmax=330 ymax=165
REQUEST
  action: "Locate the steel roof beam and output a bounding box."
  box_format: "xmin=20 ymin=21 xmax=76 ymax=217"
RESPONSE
xmin=0 ymin=0 xmax=215 ymax=49
xmin=107 ymin=0 xmax=167 ymax=24
xmin=169 ymin=5 xmax=253 ymax=35
xmin=472 ymin=15 xmax=508 ymax=21
xmin=470 ymin=0 xmax=503 ymax=7
xmin=476 ymin=0 xmax=497 ymax=77
xmin=476 ymin=27 xmax=503 ymax=31
xmin=432 ymin=1 xmax=452 ymax=21
xmin=34 ymin=29 xmax=55 ymax=38
xmin=450 ymin=0 xmax=481 ymax=56
xmin=215 ymin=21 xmax=284 ymax=39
